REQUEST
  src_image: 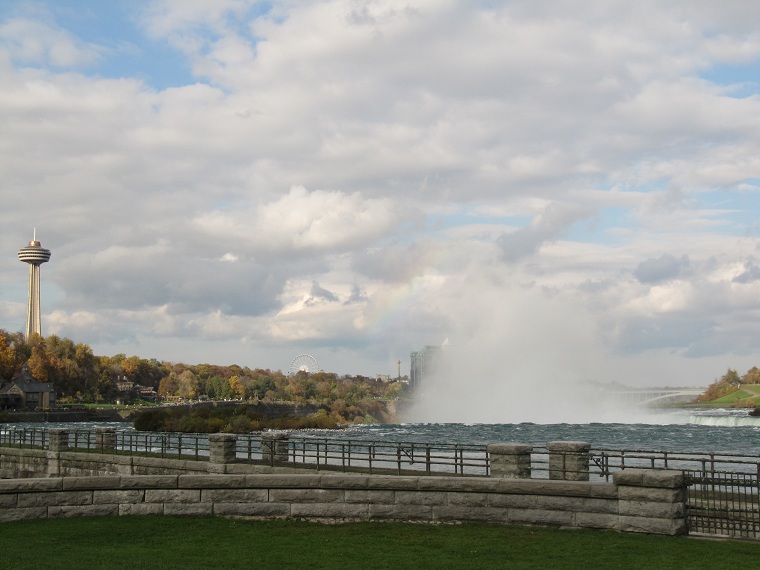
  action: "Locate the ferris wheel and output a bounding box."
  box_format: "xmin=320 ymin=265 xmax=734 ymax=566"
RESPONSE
xmin=289 ymin=354 xmax=319 ymax=375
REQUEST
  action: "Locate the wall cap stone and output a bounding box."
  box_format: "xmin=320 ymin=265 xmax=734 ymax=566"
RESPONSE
xmin=613 ymin=469 xmax=685 ymax=489
xmin=487 ymin=443 xmax=533 ymax=454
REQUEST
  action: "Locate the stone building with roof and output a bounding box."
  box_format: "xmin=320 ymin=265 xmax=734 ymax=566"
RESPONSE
xmin=0 ymin=363 xmax=55 ymax=409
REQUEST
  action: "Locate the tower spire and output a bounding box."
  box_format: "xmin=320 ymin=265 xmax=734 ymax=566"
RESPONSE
xmin=18 ymin=233 xmax=52 ymax=338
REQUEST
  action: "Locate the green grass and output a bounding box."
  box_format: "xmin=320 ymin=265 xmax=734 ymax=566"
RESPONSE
xmin=709 ymin=387 xmax=760 ymax=406
xmin=0 ymin=516 xmax=758 ymax=569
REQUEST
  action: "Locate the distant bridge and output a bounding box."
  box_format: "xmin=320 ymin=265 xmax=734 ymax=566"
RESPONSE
xmin=608 ymin=388 xmax=704 ymax=406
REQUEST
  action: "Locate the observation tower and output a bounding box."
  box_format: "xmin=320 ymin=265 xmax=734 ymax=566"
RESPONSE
xmin=18 ymin=231 xmax=51 ymax=338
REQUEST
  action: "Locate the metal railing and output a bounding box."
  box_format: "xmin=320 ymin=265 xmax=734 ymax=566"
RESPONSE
xmin=587 ymin=447 xmax=760 ymax=481
xmin=6 ymin=426 xmax=760 ymax=539
xmin=3 ymin=426 xmax=760 ymax=481
xmin=686 ymin=470 xmax=760 ymax=540
xmin=283 ymin=436 xmax=488 ymax=476
xmin=0 ymin=427 xmax=48 ymax=449
xmin=0 ymin=428 xmax=489 ymax=475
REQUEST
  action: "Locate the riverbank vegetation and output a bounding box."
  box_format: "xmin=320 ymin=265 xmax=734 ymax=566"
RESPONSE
xmin=0 ymin=516 xmax=758 ymax=570
xmin=696 ymin=367 xmax=760 ymax=408
xmin=0 ymin=329 xmax=406 ymax=424
xmin=131 ymin=405 xmax=340 ymax=433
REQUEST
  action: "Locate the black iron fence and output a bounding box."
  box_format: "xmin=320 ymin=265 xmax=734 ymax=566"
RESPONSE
xmin=587 ymin=447 xmax=760 ymax=480
xmin=275 ymin=436 xmax=488 ymax=476
xmin=685 ymin=471 xmax=760 ymax=540
xmin=0 ymin=428 xmax=488 ymax=475
xmin=3 ymin=426 xmax=760 ymax=538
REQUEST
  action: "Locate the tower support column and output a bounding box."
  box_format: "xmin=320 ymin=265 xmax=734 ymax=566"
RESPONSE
xmin=18 ymin=234 xmax=51 ymax=339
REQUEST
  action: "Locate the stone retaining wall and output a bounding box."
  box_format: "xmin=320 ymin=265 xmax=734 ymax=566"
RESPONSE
xmin=0 ymin=470 xmax=687 ymax=535
xmin=0 ymin=446 xmax=312 ymax=479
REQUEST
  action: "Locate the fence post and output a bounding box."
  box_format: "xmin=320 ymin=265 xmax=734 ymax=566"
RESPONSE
xmin=548 ymin=441 xmax=590 ymax=481
xmin=208 ymin=433 xmax=237 ymax=469
xmin=487 ymin=443 xmax=533 ymax=479
xmin=95 ymin=427 xmax=116 ymax=453
xmin=261 ymin=431 xmax=290 ymax=465
xmin=614 ymin=469 xmax=688 ymax=535
xmin=48 ymin=428 xmax=69 ymax=452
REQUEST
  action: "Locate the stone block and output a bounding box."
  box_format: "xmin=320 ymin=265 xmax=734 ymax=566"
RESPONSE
xmin=507 ymin=508 xmax=575 ymax=526
xmin=612 ymin=469 xmax=645 ymax=486
xmin=562 ymin=496 xmax=617 ymax=514
xmin=618 ymin=486 xmax=684 ymax=503
xmin=269 ymin=489 xmax=343 ymax=503
xmin=394 ymin=491 xmax=446 ymax=506
xmin=201 ymin=489 xmax=268 ymax=503
xmin=213 ymin=502 xmax=290 ymax=517
xmin=145 ymin=489 xmax=201 ymax=504
xmin=244 ymin=474 xmax=323 ymax=488
xmin=95 ymin=428 xmax=116 ymax=452
xmin=575 ymin=512 xmax=620 ymax=529
xmin=17 ymin=491 xmax=92 ymax=508
xmin=48 ymin=429 xmax=69 ymax=452
xmin=179 ymin=475 xmax=247 ymax=489
xmin=533 ymin=495 xmax=617 ymax=514
xmin=488 ymin=443 xmax=533 ymax=479
xmin=618 ymin=515 xmax=687 ymax=535
xmin=447 ymin=492 xmax=489 ymax=507
xmin=344 ymin=490 xmax=395 ymax=504
xmin=120 ymin=503 xmax=164 ymax=516
xmin=164 ymin=503 xmax=213 ymax=516
xmin=487 ymin=443 xmax=533 ymax=455
xmin=93 ymin=490 xmax=145 ymax=504
xmin=261 ymin=432 xmax=290 ymax=464
xmin=0 ymin=494 xmax=17 ymax=507
xmin=432 ymin=505 xmax=507 ymax=523
xmin=62 ymin=477 xmax=121 ymax=490
xmin=547 ymin=441 xmax=590 ymax=482
xmin=220 ymin=463 xmax=259 ymax=475
xmin=0 ymin=478 xmax=63 ymax=492
xmin=48 ymin=504 xmax=119 ymax=518
xmin=120 ymin=475 xmax=178 ymax=489
xmin=0 ymin=507 xmax=47 ymax=523
xmin=367 ymin=476 xmax=419 ymax=490
xmin=319 ymin=475 xmax=370 ymax=489
xmin=209 ymin=433 xmax=237 ymax=465
xmin=368 ymin=503 xmax=433 ymax=521
xmin=618 ymin=500 xmax=685 ymax=519
xmin=290 ymin=503 xmax=369 ymax=520
xmin=488 ymin=493 xmax=538 ymax=509
xmin=418 ymin=477 xmax=497 ymax=493
xmin=641 ymin=470 xmax=685 ymax=489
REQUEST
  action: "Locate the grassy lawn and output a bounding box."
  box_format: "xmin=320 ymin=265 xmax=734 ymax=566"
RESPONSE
xmin=0 ymin=516 xmax=758 ymax=569
xmin=711 ymin=388 xmax=760 ymax=406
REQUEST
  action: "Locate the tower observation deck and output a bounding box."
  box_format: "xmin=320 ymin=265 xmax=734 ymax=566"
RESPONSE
xmin=18 ymin=233 xmax=51 ymax=338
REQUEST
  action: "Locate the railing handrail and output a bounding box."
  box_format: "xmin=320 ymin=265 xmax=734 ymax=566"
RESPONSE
xmin=3 ymin=426 xmax=760 ymax=479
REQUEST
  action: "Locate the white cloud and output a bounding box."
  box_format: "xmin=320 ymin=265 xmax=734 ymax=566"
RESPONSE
xmin=3 ymin=1 xmax=760 ymax=385
xmin=0 ymin=16 xmax=104 ymax=68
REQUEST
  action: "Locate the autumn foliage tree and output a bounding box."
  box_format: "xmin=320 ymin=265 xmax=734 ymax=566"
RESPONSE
xmin=0 ymin=328 xmax=407 ymax=423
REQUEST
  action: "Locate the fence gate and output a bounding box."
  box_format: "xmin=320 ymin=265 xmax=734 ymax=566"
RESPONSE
xmin=686 ymin=471 xmax=760 ymax=540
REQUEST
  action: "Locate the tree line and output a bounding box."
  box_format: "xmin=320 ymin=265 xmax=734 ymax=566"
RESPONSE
xmin=0 ymin=329 xmax=406 ymax=423
xmin=696 ymin=367 xmax=760 ymax=402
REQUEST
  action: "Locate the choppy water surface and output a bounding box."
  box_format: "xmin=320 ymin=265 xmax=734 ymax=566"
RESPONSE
xmin=4 ymin=408 xmax=760 ymax=455
xmin=343 ymin=408 xmax=760 ymax=455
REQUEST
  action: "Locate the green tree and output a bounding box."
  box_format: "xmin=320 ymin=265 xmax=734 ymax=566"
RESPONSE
xmin=177 ymin=370 xmax=200 ymax=399
xmin=159 ymin=373 xmax=180 ymax=398
xmin=742 ymin=366 xmax=760 ymax=385
xmin=698 ymin=369 xmax=741 ymax=402
xmin=0 ymin=332 xmax=17 ymax=382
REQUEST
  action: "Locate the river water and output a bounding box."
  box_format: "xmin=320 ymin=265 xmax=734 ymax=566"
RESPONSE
xmin=5 ymin=407 xmax=760 ymax=455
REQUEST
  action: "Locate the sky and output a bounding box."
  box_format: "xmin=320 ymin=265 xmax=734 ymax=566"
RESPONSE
xmin=2 ymin=1 xmax=760 ymax=392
